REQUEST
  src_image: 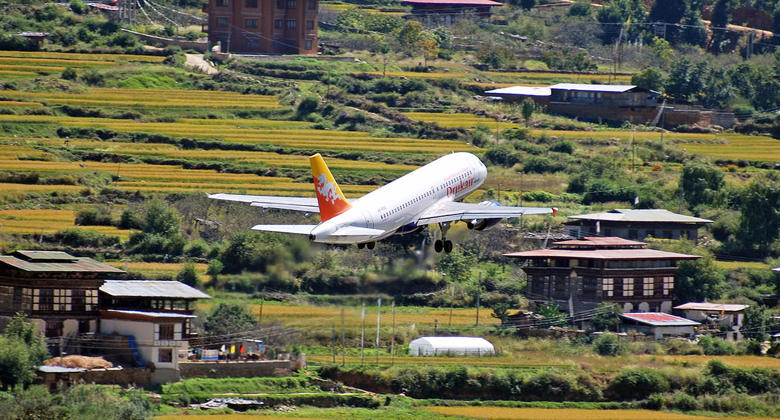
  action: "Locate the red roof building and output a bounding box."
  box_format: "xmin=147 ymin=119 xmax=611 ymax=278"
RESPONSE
xmin=504 ymin=237 xmax=700 ymax=318
xmin=620 ymin=312 xmax=700 ymax=339
xmin=401 ymin=0 xmax=502 ymax=25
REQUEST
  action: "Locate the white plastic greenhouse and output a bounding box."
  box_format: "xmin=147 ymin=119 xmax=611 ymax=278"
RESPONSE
xmin=408 ymin=336 xmax=495 ymax=357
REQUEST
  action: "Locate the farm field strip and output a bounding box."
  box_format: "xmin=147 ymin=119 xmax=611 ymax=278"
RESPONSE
xmin=6 ymin=138 xmax=420 ymax=172
xmin=0 ymin=57 xmax=118 ymax=67
xmin=404 ymin=112 xmax=519 ymax=129
xmin=107 ymin=262 xmax=210 ymax=282
xmin=490 ymin=72 xmax=633 ymax=84
xmin=0 ymin=51 xmax=167 ymax=63
xmin=0 ymin=209 xmax=129 ymax=238
xmin=361 ymin=71 xmax=471 ymax=79
xmin=0 ymin=89 xmax=281 ymax=108
xmin=423 ymin=406 xmax=767 ymax=420
xmin=306 ymin=354 xmax=562 ymax=367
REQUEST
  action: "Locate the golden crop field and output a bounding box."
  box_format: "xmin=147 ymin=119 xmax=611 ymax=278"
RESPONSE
xmin=361 ymin=71 xmax=470 ymax=79
xmin=714 ymin=260 xmax=769 ymax=270
xmin=0 ymin=88 xmax=281 ymax=109
xmin=491 ymin=72 xmax=633 ymax=85
xmin=641 ymin=355 xmax=780 ymax=370
xmin=404 ymin=112 xmax=519 ymax=129
xmin=107 ymin=262 xmax=209 ymax=282
xmin=423 ymin=407 xmax=774 ymax=420
xmin=0 ymin=50 xmax=167 ymax=63
xmin=0 ymin=209 xmax=130 ymax=239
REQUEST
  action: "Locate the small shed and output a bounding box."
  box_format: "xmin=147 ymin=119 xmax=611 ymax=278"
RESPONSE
xmin=620 ymin=312 xmax=700 ymax=340
xmin=674 ymin=302 xmax=748 ymax=341
xmin=408 ymin=336 xmax=494 ymax=356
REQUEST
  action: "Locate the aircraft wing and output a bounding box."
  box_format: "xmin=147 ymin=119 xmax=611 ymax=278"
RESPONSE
xmin=416 ymin=201 xmax=556 ymax=225
xmin=252 ymin=224 xmax=385 ymax=237
xmin=208 ymin=193 xmax=321 ymax=213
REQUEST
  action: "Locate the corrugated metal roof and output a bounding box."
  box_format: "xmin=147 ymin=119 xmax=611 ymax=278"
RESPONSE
xmin=504 ymin=248 xmax=700 ymax=260
xmin=101 ymin=280 xmax=211 ymax=299
xmin=674 ymin=302 xmax=748 ymax=312
xmin=103 ymin=309 xmax=197 ymax=319
xmin=0 ymin=254 xmax=126 ymax=274
xmin=37 ymin=366 xmax=85 ymax=373
xmin=401 ymin=0 xmax=502 ymax=5
xmin=550 ymin=83 xmax=639 ymax=93
xmin=567 ymin=209 xmax=712 ymax=224
xmin=485 ymin=86 xmax=552 ymax=96
xmin=15 ymin=250 xmax=77 ymax=262
xmin=621 ymin=312 xmax=700 ymax=327
xmin=553 ymin=237 xmax=647 ymax=247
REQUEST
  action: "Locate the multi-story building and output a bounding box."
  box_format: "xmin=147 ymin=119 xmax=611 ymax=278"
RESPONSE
xmin=564 ymin=209 xmax=712 ymax=243
xmin=0 ymin=250 xmax=125 ymax=340
xmin=504 ymin=237 xmax=700 ymax=316
xmin=204 ymin=0 xmax=318 ymax=55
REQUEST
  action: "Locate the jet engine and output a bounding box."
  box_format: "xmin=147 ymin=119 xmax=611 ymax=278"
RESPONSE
xmin=466 ymin=201 xmax=503 ymax=231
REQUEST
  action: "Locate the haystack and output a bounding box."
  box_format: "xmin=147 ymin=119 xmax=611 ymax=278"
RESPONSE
xmin=44 ymin=355 xmax=113 ymax=369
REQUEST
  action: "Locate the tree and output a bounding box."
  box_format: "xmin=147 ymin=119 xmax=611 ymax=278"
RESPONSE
xmin=596 ymin=0 xmax=646 ymax=44
xmin=741 ymin=305 xmax=772 ymax=342
xmin=649 ymin=0 xmax=687 ymax=25
xmin=420 ymin=35 xmax=439 ymax=68
xmin=396 ymin=21 xmax=424 ymax=54
xmin=207 ymin=259 xmax=224 ymax=286
xmin=737 ymin=173 xmax=780 ymax=253
xmin=681 ymin=9 xmax=707 ymax=47
xmin=203 ymin=303 xmax=259 ymax=338
xmin=710 ymin=0 xmax=734 ymax=53
xmin=631 ymin=67 xmax=666 ymax=92
xmin=589 ymin=302 xmax=621 ymax=332
xmin=491 ymin=302 xmax=511 ymax=324
xmin=437 ymin=250 xmax=476 ymax=282
xmin=680 ymin=161 xmax=726 ymax=210
xmin=0 ymin=313 xmax=48 ymax=390
xmin=335 ymin=7 xmax=368 ymax=32
xmin=176 ymin=261 xmax=202 ymax=289
xmin=521 ymin=98 xmax=535 ymax=124
xmin=665 ymin=57 xmax=707 ymax=102
xmin=535 ymin=302 xmax=567 ymax=327
xmin=143 ymin=198 xmax=180 ymax=237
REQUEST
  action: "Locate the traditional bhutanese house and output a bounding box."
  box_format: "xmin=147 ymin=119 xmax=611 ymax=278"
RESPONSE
xmin=400 ymin=0 xmax=502 ymax=25
xmin=564 ymin=209 xmax=712 ymax=243
xmin=0 ymin=250 xmax=125 ymax=343
xmin=620 ymin=312 xmax=700 ymax=340
xmin=547 ymin=83 xmax=660 ymax=125
xmin=99 ymin=280 xmax=211 ymax=384
xmin=484 ymin=86 xmax=551 ymax=106
xmin=504 ymin=237 xmax=701 ymax=317
xmin=673 ymin=302 xmax=748 ymax=341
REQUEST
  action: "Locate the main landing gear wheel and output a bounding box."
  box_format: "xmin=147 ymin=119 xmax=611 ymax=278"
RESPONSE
xmin=357 ymin=243 xmax=365 ymax=250
xmin=367 ymin=242 xmax=376 ymax=250
xmin=434 ymin=222 xmax=454 ymax=253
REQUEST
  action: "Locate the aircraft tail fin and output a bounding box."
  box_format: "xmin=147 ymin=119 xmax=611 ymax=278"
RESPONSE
xmin=310 ymin=153 xmax=352 ymax=221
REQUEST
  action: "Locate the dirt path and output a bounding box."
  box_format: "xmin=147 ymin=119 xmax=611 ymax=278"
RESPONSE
xmin=186 ymin=53 xmax=219 ymax=75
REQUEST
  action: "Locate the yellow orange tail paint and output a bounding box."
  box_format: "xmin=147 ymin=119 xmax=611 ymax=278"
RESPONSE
xmin=310 ymin=153 xmax=351 ymax=221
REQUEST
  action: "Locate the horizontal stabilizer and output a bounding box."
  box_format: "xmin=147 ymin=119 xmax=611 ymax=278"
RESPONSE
xmin=251 ymin=224 xmax=317 ymax=235
xmin=209 ymin=193 xmax=322 ymax=213
xmin=331 ymin=226 xmax=386 ymax=237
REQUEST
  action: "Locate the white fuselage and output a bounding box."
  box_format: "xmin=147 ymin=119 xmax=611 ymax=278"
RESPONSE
xmin=310 ymin=152 xmax=487 ymax=244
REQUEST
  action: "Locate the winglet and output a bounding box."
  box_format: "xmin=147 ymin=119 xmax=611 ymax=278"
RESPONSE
xmin=552 ymin=207 xmax=558 ymax=218
xmin=310 ymin=153 xmax=352 ymax=221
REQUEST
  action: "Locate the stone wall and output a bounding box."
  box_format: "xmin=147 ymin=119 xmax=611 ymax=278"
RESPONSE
xmin=121 ymin=29 xmax=208 ymax=53
xmin=82 ymin=367 xmax=152 ymax=387
xmin=179 ymin=360 xmax=298 ymax=379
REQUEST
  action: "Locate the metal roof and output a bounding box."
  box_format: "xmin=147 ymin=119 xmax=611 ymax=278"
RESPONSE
xmin=101 ymin=280 xmax=211 ymax=299
xmin=484 ymin=86 xmax=551 ymax=96
xmin=504 ymin=248 xmax=700 ymax=260
xmin=102 ymin=309 xmax=197 ymax=319
xmin=37 ymin=366 xmax=85 ymax=373
xmin=674 ymin=302 xmax=748 ymax=312
xmin=567 ymin=209 xmax=712 ymax=224
xmin=552 ymin=237 xmax=647 ymax=247
xmin=621 ymin=312 xmax=700 ymax=327
xmin=549 ymin=83 xmax=640 ymax=93
xmin=401 ymin=0 xmax=502 ymax=5
xmin=0 ymin=252 xmax=126 ymax=274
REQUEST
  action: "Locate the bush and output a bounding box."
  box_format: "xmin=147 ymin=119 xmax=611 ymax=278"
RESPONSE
xmin=697 ymin=335 xmax=736 ymax=355
xmin=609 ymin=368 xmax=669 ymax=400
xmin=593 ymin=334 xmax=628 ymax=356
xmin=75 ymin=207 xmax=114 ymax=226
xmin=61 ymin=67 xmax=78 ymax=81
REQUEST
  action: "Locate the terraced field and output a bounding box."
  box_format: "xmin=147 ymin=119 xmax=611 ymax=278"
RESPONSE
xmin=0 ymin=51 xmax=166 ymax=78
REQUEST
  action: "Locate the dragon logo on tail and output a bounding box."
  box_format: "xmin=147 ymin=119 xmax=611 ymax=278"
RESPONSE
xmin=316 ymin=174 xmax=341 ymax=205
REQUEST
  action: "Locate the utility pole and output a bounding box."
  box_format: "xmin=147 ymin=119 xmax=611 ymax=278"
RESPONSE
xmin=341 ymin=309 xmax=346 ymax=366
xmin=449 ymin=285 xmax=454 ymax=328
xmin=476 ymin=272 xmax=481 ymax=326
xmin=391 ymin=301 xmax=396 ymax=365
xmin=376 ymin=298 xmax=382 ymax=364
xmin=360 ymin=302 xmax=366 ymax=365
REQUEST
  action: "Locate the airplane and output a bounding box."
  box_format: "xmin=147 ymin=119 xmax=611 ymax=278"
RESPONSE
xmin=208 ymin=152 xmax=557 ymax=253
